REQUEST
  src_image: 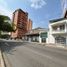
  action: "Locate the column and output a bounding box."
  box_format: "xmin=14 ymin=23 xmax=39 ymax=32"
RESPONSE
xmin=39 ymin=36 xmax=41 ymax=43
xmin=65 ymin=23 xmax=67 ymax=32
xmin=29 ymin=36 xmax=31 ymax=42
xmin=39 ymin=32 xmax=41 ymax=43
xmin=66 ymin=36 xmax=67 ymax=46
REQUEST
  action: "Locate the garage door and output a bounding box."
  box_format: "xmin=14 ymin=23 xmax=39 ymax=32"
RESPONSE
xmin=55 ymin=36 xmax=66 ymax=44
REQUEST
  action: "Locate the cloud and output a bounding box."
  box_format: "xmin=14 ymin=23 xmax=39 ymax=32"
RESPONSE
xmin=0 ymin=0 xmax=12 ymax=19
xmin=30 ymin=0 xmax=46 ymax=9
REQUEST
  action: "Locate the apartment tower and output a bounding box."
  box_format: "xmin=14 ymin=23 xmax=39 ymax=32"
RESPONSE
xmin=27 ymin=19 xmax=32 ymax=32
xmin=11 ymin=9 xmax=32 ymax=39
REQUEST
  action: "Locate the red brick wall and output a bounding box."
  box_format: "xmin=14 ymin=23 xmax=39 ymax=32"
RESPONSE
xmin=27 ymin=19 xmax=32 ymax=32
xmin=11 ymin=9 xmax=28 ymax=38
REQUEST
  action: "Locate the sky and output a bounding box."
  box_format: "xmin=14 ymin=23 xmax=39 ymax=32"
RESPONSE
xmin=0 ymin=0 xmax=65 ymax=28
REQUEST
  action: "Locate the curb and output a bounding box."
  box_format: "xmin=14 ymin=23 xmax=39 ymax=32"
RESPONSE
xmin=29 ymin=42 xmax=67 ymax=50
xmin=0 ymin=49 xmax=5 ymax=67
xmin=46 ymin=45 xmax=67 ymax=50
xmin=2 ymin=52 xmax=12 ymax=67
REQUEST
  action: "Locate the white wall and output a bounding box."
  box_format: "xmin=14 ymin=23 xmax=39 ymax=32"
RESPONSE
xmin=39 ymin=35 xmax=41 ymax=43
xmin=47 ymin=19 xmax=67 ymax=44
xmin=47 ymin=32 xmax=55 ymax=44
xmin=47 ymin=23 xmax=55 ymax=44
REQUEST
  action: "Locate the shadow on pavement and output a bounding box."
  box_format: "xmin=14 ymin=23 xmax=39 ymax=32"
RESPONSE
xmin=0 ymin=41 xmax=27 ymax=55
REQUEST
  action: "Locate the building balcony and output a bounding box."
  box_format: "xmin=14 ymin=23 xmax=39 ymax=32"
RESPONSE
xmin=51 ymin=22 xmax=67 ymax=34
xmin=51 ymin=30 xmax=66 ymax=34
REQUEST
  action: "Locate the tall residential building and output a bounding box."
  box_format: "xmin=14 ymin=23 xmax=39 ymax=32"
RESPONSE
xmin=27 ymin=19 xmax=32 ymax=32
xmin=11 ymin=9 xmax=32 ymax=39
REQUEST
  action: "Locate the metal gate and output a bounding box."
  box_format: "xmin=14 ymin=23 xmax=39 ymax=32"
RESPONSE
xmin=55 ymin=36 xmax=66 ymax=44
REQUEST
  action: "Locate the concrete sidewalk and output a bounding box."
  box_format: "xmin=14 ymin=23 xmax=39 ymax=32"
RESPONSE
xmin=30 ymin=42 xmax=67 ymax=50
xmin=46 ymin=44 xmax=67 ymax=49
xmin=0 ymin=49 xmax=5 ymax=67
xmin=0 ymin=39 xmax=23 ymax=42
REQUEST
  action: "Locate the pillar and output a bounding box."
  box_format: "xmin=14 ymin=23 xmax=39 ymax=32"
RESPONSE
xmin=65 ymin=23 xmax=67 ymax=32
xmin=39 ymin=32 xmax=42 ymax=43
xmin=66 ymin=36 xmax=67 ymax=46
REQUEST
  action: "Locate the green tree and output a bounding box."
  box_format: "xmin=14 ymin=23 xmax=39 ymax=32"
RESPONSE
xmin=0 ymin=15 xmax=14 ymax=32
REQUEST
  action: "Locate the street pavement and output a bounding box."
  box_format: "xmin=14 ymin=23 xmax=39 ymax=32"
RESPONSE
xmin=0 ymin=41 xmax=67 ymax=67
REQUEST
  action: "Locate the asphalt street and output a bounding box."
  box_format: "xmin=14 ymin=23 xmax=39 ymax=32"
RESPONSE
xmin=0 ymin=41 xmax=67 ymax=67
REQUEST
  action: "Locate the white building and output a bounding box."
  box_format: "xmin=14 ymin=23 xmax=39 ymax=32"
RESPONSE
xmin=47 ymin=10 xmax=67 ymax=46
xmin=23 ymin=27 xmax=48 ymax=43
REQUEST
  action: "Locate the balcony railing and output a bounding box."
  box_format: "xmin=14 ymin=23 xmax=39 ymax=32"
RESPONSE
xmin=51 ymin=29 xmax=66 ymax=34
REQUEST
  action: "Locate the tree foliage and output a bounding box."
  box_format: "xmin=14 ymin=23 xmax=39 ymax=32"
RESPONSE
xmin=0 ymin=15 xmax=14 ymax=32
